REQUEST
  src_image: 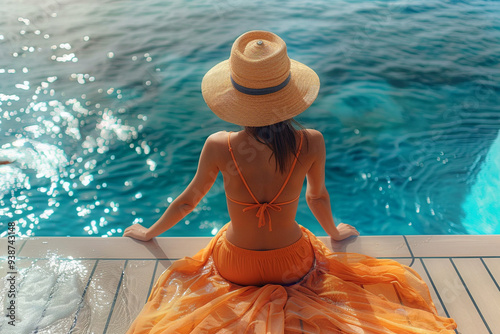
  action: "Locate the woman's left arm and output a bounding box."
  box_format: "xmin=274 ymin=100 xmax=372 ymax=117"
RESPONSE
xmin=123 ymin=133 xmax=220 ymax=241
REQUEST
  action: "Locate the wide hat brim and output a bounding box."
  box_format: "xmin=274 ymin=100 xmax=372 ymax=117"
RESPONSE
xmin=202 ymin=58 xmax=320 ymax=127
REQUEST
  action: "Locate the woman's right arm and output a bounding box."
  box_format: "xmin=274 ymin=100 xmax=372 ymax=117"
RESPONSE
xmin=305 ymin=130 xmax=359 ymax=241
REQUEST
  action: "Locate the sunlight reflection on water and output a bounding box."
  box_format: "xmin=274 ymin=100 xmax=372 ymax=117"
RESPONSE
xmin=0 ymin=0 xmax=499 ymax=237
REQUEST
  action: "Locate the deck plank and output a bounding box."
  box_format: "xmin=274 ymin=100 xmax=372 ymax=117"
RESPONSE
xmin=105 ymin=260 xmax=157 ymax=333
xmin=452 ymin=258 xmax=499 ymax=331
xmin=422 ymin=258 xmax=489 ymax=334
xmin=482 ymin=258 xmax=500 ymax=289
xmin=0 ymin=236 xmax=26 ymax=308
xmin=0 ymin=255 xmax=9 ymax=314
xmin=18 ymin=237 xmax=211 ymax=259
xmin=386 ymin=257 xmax=413 ymax=266
xmin=410 ymin=259 xmax=448 ymax=318
xmin=0 ymin=258 xmax=33 ymax=331
xmin=139 ymin=259 xmax=175 ymax=302
xmin=407 ymin=235 xmax=500 ymax=257
xmin=36 ymin=259 xmax=96 ymax=334
xmin=0 ymin=235 xmax=26 ymax=255
xmin=320 ymin=235 xmax=412 ymax=258
xmin=152 ymin=260 xmax=174 ymax=284
xmin=70 ymin=260 xmax=126 ymax=333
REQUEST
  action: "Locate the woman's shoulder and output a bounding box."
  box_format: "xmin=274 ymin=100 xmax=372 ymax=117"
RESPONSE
xmin=206 ymin=130 xmax=230 ymax=146
xmin=203 ymin=131 xmax=231 ymax=155
xmin=302 ymin=128 xmax=323 ymax=141
xmin=205 ymin=129 xmax=324 ymax=150
xmin=301 ymin=128 xmax=325 ymax=153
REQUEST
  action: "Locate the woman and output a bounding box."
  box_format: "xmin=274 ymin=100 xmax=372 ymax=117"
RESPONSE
xmin=124 ymin=31 xmax=457 ymax=333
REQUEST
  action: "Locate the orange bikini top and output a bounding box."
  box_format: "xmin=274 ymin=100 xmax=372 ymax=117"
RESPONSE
xmin=226 ymin=131 xmax=303 ymax=232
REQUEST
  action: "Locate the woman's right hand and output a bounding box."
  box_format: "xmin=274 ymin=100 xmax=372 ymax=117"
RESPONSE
xmin=330 ymin=223 xmax=360 ymax=241
xmin=123 ymin=223 xmax=152 ymax=242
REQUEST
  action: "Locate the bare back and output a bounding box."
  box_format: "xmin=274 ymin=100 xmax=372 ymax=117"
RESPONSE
xmin=213 ymin=128 xmax=323 ymax=250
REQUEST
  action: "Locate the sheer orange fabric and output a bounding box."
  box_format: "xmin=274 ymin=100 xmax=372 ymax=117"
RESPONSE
xmin=226 ymin=131 xmax=304 ymax=231
xmin=126 ymin=223 xmax=457 ymax=333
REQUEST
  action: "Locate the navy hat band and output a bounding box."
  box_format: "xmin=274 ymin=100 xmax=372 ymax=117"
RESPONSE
xmin=230 ymin=74 xmax=291 ymax=96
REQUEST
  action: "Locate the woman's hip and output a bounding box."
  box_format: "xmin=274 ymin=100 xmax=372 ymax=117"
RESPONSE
xmin=213 ymin=230 xmax=314 ymax=286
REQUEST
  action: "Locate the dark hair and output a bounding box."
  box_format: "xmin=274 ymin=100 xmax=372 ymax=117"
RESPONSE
xmin=244 ymin=118 xmax=309 ymax=174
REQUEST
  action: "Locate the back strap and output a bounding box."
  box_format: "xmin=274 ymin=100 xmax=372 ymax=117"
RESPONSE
xmin=268 ymin=130 xmax=303 ymax=204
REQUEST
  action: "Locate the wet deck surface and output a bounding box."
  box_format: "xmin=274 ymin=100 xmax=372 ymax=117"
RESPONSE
xmin=1 ymin=234 xmax=499 ymax=333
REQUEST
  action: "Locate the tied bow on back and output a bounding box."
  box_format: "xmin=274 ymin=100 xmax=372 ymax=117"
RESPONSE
xmin=242 ymin=202 xmax=281 ymax=231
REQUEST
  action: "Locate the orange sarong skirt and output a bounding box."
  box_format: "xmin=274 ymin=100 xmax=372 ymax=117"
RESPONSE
xmin=126 ymin=223 xmax=457 ymax=333
xmin=213 ymin=228 xmax=315 ymax=286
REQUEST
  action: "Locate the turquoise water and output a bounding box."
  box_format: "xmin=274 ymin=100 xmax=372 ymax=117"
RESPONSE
xmin=0 ymin=0 xmax=499 ymax=237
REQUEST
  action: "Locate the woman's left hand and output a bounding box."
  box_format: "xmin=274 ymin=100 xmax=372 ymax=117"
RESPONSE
xmin=123 ymin=223 xmax=152 ymax=241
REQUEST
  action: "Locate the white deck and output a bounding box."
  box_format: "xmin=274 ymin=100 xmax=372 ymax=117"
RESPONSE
xmin=1 ymin=234 xmax=499 ymax=333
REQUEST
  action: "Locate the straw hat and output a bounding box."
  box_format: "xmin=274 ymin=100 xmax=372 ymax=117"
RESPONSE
xmin=201 ymin=31 xmax=320 ymax=127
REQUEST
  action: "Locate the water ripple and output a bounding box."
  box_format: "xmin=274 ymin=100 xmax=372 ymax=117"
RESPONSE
xmin=0 ymin=0 xmax=499 ymax=236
